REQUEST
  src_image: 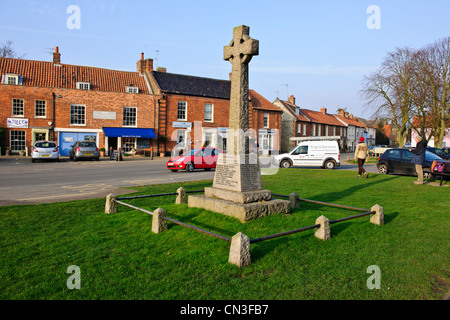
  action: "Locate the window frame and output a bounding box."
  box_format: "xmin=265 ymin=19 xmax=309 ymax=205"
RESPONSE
xmin=263 ymin=113 xmax=269 ymax=128
xmin=34 ymin=100 xmax=47 ymax=118
xmin=177 ymin=101 xmax=187 ymax=121
xmin=10 ymin=130 xmax=26 ymax=151
xmin=126 ymin=86 xmax=139 ymax=93
xmin=204 ymin=103 xmax=214 ymax=122
xmin=123 ymin=106 xmax=137 ymax=127
xmin=12 ymin=98 xmax=24 ymax=117
xmin=70 ymin=104 xmax=86 ymax=126
xmin=76 ymin=82 xmax=91 ymax=90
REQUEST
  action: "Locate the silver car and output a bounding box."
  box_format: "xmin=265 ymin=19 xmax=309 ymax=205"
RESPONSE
xmin=69 ymin=141 xmax=100 ymax=161
xmin=31 ymin=141 xmax=60 ymax=162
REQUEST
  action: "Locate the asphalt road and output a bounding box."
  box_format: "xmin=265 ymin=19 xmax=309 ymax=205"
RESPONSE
xmin=0 ymin=154 xmax=378 ymax=206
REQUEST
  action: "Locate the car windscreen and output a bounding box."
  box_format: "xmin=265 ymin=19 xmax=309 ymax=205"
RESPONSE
xmin=35 ymin=142 xmax=56 ymax=148
xmin=182 ymin=149 xmax=199 ymax=156
xmin=78 ymin=142 xmax=96 ymax=147
xmin=425 ymin=151 xmax=443 ymax=161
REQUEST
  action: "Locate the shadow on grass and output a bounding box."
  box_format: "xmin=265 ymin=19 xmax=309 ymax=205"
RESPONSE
xmin=313 ymin=175 xmax=398 ymax=204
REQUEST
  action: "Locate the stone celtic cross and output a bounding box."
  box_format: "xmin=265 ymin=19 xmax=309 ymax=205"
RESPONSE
xmin=224 ymin=25 xmax=259 ymax=155
xmin=187 ymin=25 xmax=290 ymax=225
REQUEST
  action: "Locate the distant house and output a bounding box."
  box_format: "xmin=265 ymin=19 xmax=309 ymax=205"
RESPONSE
xmin=273 ymin=95 xmax=347 ymax=152
xmin=355 ymin=117 xmax=377 ymax=147
xmin=333 ymin=110 xmax=368 ymax=152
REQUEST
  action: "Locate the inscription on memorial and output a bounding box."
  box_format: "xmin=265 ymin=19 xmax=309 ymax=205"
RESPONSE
xmin=241 ymin=165 xmax=262 ymax=191
xmin=213 ymin=164 xmax=239 ymax=190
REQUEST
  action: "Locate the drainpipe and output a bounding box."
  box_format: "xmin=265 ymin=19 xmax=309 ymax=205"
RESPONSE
xmin=51 ymin=93 xmax=56 ymax=141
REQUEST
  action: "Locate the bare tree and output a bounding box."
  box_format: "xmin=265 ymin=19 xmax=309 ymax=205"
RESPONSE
xmin=360 ymin=47 xmax=417 ymax=147
xmin=414 ymin=37 xmax=450 ymax=148
xmin=0 ymin=41 xmax=25 ymax=59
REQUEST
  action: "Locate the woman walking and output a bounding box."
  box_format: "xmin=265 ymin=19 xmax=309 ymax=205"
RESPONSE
xmin=355 ymin=137 xmax=369 ymax=178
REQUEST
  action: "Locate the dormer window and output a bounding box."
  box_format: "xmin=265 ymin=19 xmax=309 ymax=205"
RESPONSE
xmin=76 ymin=82 xmax=90 ymax=90
xmin=126 ymin=86 xmax=139 ymax=93
xmin=1 ymin=73 xmax=22 ymax=85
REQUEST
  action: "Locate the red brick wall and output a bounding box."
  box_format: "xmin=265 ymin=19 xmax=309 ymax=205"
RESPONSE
xmin=164 ymin=94 xmax=230 ymax=151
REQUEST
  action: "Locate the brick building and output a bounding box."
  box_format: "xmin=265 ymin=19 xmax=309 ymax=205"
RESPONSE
xmin=142 ymin=59 xmax=283 ymax=156
xmin=0 ymin=48 xmax=158 ymax=156
xmin=274 ymin=95 xmax=347 ymax=152
xmin=1 ymin=49 xmax=282 ymax=157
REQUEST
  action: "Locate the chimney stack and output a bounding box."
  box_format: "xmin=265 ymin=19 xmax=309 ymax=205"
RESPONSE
xmin=288 ymin=95 xmax=296 ymax=105
xmin=53 ymin=46 xmax=61 ymax=64
xmin=137 ymin=52 xmax=154 ymax=74
xmin=320 ymin=107 xmax=327 ymax=115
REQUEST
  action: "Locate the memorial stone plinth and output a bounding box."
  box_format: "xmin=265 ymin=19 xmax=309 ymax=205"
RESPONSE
xmin=188 ymin=25 xmax=290 ymax=222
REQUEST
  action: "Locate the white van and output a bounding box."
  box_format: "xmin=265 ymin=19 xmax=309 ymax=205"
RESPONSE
xmin=273 ymin=140 xmax=340 ymax=169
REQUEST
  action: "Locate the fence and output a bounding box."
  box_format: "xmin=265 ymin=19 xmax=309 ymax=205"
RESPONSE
xmin=106 ymin=189 xmax=384 ymax=267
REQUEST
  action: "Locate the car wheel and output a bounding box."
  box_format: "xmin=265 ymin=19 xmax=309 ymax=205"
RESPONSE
xmin=280 ymin=159 xmax=292 ymax=168
xmin=204 ymin=168 xmax=211 ymax=171
xmin=378 ymin=163 xmax=388 ymax=174
xmin=32 ymin=158 xmax=35 ymax=163
xmin=171 ymin=170 xmax=178 ymax=172
xmin=324 ymin=160 xmax=335 ymax=169
xmin=186 ymin=162 xmax=195 ymax=172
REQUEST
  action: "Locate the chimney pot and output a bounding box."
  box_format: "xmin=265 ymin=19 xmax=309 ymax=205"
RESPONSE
xmin=288 ymin=95 xmax=296 ymax=105
xmin=141 ymin=52 xmax=144 ymax=60
xmin=53 ymin=46 xmax=61 ymax=64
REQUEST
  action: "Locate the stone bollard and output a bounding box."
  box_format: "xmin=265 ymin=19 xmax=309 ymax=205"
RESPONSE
xmin=105 ymin=193 xmax=117 ymax=214
xmin=370 ymin=204 xmax=384 ymax=226
xmin=315 ymin=215 xmax=331 ymax=240
xmin=289 ymin=192 xmax=300 ymax=208
xmin=152 ymin=208 xmax=168 ymax=234
xmin=228 ymin=232 xmax=251 ymax=267
xmin=176 ymin=187 xmax=187 ymax=204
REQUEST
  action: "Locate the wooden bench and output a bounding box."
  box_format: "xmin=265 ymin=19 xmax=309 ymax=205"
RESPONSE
xmin=135 ymin=148 xmax=153 ymax=157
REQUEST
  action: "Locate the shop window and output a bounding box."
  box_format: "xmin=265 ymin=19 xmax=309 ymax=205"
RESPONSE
xmin=10 ymin=130 xmax=26 ymax=151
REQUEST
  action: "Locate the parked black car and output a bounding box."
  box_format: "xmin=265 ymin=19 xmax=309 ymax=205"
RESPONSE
xmin=443 ymin=147 xmax=450 ymax=154
xmin=426 ymin=147 xmax=450 ymax=160
xmin=377 ymin=148 xmax=442 ymax=179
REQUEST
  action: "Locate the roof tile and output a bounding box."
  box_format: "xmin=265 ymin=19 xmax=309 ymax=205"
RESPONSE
xmin=0 ymin=57 xmax=150 ymax=94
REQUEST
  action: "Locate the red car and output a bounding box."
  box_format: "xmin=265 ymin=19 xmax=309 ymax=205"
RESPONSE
xmin=166 ymin=148 xmax=223 ymax=172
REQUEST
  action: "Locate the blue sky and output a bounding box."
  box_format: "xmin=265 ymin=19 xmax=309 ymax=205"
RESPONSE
xmin=1 ymin=0 xmax=449 ymax=118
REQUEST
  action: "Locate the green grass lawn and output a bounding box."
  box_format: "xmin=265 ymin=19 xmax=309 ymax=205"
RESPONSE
xmin=0 ymin=169 xmax=448 ymax=300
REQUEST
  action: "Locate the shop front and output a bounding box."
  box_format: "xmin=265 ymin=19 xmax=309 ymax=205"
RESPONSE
xmin=102 ymin=127 xmax=157 ymax=155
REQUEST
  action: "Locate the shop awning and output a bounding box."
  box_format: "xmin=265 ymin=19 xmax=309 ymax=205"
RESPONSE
xmin=103 ymin=127 xmax=157 ymax=138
